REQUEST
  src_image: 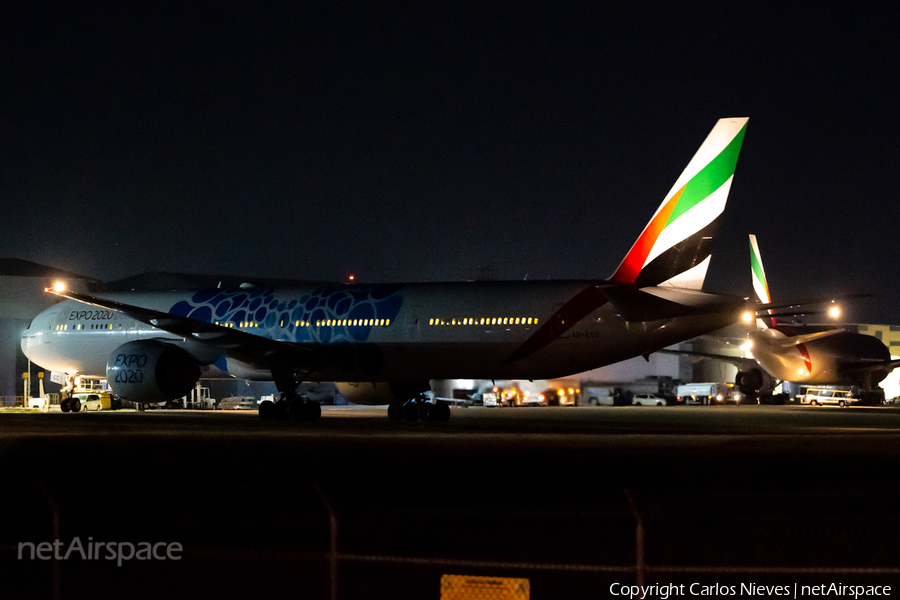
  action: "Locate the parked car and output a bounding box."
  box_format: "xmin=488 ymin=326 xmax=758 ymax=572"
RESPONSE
xmin=632 ymin=393 xmax=666 ymax=406
xmin=520 ymin=397 xmax=547 ymax=407
xmin=71 ymin=392 xmax=112 ymax=411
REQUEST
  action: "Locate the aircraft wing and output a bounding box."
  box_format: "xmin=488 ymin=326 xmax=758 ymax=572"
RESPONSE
xmin=46 ymin=287 xmax=316 ymax=368
xmin=838 ymin=358 xmax=900 ymax=377
xmin=656 ymin=347 xmax=758 ymax=371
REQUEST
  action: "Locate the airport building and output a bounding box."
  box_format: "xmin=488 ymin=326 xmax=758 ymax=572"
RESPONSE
xmin=858 ymin=323 xmax=900 ymax=352
xmin=0 ymin=259 xmax=97 ymax=402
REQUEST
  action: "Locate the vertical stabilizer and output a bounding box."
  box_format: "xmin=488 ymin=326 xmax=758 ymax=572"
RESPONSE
xmin=611 ymin=117 xmax=748 ymax=289
xmin=749 ymin=234 xmax=775 ymax=328
xmin=749 ymin=234 xmax=770 ymax=304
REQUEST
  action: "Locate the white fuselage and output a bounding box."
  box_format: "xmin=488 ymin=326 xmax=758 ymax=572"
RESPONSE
xmin=22 ymin=281 xmax=741 ymax=387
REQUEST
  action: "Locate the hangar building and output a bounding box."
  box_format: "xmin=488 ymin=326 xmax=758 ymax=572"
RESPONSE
xmin=0 ymin=259 xmax=97 ymax=401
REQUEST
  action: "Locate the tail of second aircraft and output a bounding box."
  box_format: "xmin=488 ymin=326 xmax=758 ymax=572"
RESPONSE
xmin=610 ymin=117 xmax=748 ymax=290
xmin=749 ymin=233 xmax=777 ymax=328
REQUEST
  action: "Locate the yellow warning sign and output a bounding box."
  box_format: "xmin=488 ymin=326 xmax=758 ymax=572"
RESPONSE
xmin=441 ymin=574 xmax=530 ymax=600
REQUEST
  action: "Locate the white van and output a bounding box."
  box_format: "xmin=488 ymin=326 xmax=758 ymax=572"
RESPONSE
xmin=582 ymin=387 xmax=613 ymax=406
xmin=801 ymin=388 xmax=857 ymax=407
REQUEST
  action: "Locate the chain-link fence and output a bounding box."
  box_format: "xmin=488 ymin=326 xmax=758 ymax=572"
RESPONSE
xmin=5 ymin=479 xmax=900 ymax=599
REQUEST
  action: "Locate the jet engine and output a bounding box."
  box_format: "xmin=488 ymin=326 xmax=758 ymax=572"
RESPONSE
xmin=107 ymin=340 xmax=201 ymax=403
xmin=735 ymin=366 xmax=774 ymax=397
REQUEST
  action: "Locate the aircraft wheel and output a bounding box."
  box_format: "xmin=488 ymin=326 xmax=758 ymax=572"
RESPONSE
xmin=60 ymin=398 xmax=71 ymax=413
xmin=387 ymin=402 xmax=403 ymax=421
xmin=274 ymin=401 xmax=289 ymax=420
xmin=287 ymin=399 xmax=304 ymax=420
xmin=434 ymin=402 xmax=451 ymax=422
xmin=70 ymin=398 xmax=81 ymax=413
xmin=303 ymin=400 xmax=321 ymax=421
xmin=259 ymin=400 xmax=276 ymax=420
xmin=417 ymin=402 xmax=434 ymax=422
xmin=402 ymin=402 xmax=419 ymax=421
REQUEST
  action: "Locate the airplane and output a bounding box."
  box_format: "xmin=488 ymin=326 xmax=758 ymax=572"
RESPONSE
xmin=21 ymin=117 xmax=751 ymax=421
xmin=703 ymin=234 xmax=896 ymax=404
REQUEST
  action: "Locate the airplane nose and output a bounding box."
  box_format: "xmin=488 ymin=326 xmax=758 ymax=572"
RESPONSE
xmin=21 ymin=312 xmax=48 ymax=359
xmin=22 ymin=320 xmax=40 ymax=354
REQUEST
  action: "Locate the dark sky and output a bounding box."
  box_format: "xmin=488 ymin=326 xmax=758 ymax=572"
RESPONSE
xmin=2 ymin=3 xmax=898 ymax=323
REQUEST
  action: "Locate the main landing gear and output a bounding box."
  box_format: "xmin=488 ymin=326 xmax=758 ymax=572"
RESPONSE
xmin=387 ymin=394 xmax=451 ymax=423
xmin=262 ymin=358 xmax=321 ymax=421
xmin=258 ymin=393 xmax=322 ymax=421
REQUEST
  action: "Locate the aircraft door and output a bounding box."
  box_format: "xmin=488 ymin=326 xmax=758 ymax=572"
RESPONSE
xmin=547 ymin=303 xmax=567 ymax=339
xmin=405 ymin=305 xmax=424 ymax=340
xmin=125 ymin=319 xmax=140 ymax=343
xmin=43 ymin=312 xmax=59 ymax=343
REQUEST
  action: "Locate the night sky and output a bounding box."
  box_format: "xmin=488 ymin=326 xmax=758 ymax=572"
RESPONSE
xmin=3 ymin=3 xmax=899 ymax=323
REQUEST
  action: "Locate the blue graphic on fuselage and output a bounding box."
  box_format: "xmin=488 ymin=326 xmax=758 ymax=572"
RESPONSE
xmin=169 ymin=284 xmax=405 ymax=344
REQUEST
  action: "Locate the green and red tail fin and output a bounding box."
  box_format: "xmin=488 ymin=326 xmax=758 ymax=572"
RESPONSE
xmin=611 ymin=117 xmax=748 ymax=290
xmin=749 ymin=233 xmax=775 ymax=328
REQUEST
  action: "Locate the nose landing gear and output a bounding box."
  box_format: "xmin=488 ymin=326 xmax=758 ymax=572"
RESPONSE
xmin=260 ymin=359 xmax=322 ymax=421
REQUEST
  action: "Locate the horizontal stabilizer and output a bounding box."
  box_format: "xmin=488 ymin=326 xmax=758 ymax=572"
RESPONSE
xmin=839 ymin=358 xmax=900 ymax=377
xmin=755 ymin=293 xmax=874 ymax=313
xmin=657 ymin=347 xmax=759 ymax=372
xmin=601 ymin=284 xmax=743 ymax=322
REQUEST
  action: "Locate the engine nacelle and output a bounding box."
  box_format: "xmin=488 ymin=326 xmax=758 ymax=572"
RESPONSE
xmin=107 ymin=340 xmax=201 ymax=403
xmin=736 ymin=367 xmax=774 ymax=396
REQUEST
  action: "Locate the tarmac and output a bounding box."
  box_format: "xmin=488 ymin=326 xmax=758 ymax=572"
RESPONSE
xmin=3 ymin=404 xmax=900 ymax=599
